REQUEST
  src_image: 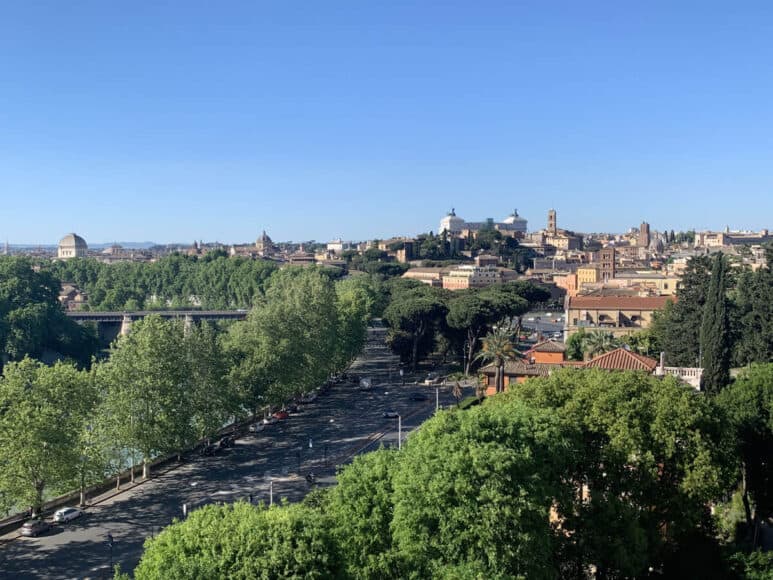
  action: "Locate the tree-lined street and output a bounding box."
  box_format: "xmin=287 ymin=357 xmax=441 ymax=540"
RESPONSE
xmin=0 ymin=324 xmax=459 ymax=579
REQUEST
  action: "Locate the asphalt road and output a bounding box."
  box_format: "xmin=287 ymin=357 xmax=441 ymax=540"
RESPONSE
xmin=522 ymin=311 xmax=565 ymax=337
xmin=0 ymin=326 xmax=462 ymax=580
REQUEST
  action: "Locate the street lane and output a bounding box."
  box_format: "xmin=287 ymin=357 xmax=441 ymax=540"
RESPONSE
xmin=0 ymin=326 xmax=461 ymax=579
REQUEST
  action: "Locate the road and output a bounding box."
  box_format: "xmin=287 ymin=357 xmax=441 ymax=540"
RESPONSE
xmin=522 ymin=311 xmax=565 ymax=337
xmin=0 ymin=326 xmax=461 ymax=579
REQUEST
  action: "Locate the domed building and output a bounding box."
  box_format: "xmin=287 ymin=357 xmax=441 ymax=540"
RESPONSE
xmin=255 ymin=230 xmax=277 ymax=256
xmin=438 ymin=208 xmax=465 ymax=235
xmin=57 ymin=233 xmax=88 ymax=259
xmin=501 ymin=209 xmax=528 ymax=235
xmin=438 ymin=208 xmax=528 ymax=237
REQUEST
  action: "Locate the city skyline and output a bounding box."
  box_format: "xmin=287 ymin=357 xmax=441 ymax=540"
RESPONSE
xmin=3 ymin=2 xmax=773 ymax=243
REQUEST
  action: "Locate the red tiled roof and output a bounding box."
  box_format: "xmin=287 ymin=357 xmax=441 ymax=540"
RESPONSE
xmin=582 ymin=348 xmax=658 ymax=372
xmin=481 ymin=359 xmax=581 ymax=376
xmin=525 ymin=340 xmax=566 ymax=354
xmin=568 ymin=295 xmax=672 ymax=310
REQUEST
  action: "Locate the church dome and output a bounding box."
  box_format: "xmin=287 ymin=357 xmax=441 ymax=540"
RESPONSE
xmin=58 ymin=233 xmax=88 ymax=259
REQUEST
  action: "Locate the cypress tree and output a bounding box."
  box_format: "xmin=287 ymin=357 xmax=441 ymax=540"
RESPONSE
xmin=699 ymin=252 xmax=731 ymax=393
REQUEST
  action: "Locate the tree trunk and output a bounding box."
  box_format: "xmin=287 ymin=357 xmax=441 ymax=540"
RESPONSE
xmin=741 ymin=462 xmax=754 ymax=534
xmin=34 ymin=481 xmax=45 ymax=517
xmin=498 ymin=362 xmax=505 ymax=393
xmin=143 ymin=459 xmax=150 ymax=479
xmin=411 ymin=334 xmax=420 ymax=373
xmin=130 ymin=457 xmax=135 ymax=483
xmin=465 ymin=328 xmax=477 ymax=376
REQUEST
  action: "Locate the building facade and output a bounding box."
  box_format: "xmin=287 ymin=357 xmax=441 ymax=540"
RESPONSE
xmin=565 ymin=294 xmax=672 ymax=338
xmin=57 ymin=233 xmax=88 ymax=259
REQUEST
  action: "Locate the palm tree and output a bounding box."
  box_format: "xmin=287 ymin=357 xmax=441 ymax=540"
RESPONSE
xmin=583 ymin=330 xmax=619 ymax=359
xmin=475 ymin=327 xmax=517 ymax=394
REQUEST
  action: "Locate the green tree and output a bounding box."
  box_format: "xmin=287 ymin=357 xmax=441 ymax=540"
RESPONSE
xmin=511 ymin=369 xmax=734 ymax=578
xmin=327 ymin=449 xmax=403 ymax=578
xmin=582 ymin=330 xmax=619 ymax=359
xmin=225 ymin=267 xmax=342 ymax=412
xmin=97 ymin=315 xmax=189 ymax=479
xmin=0 ymin=359 xmax=96 ymax=516
xmin=133 ymin=502 xmax=342 ymax=580
xmin=717 ymin=364 xmax=773 ymax=545
xmin=565 ymin=329 xmax=586 ymax=361
xmin=651 ymin=256 xmax=711 ymax=366
xmin=620 ymin=328 xmax=660 ymax=357
xmin=185 ymin=321 xmax=238 ymax=443
xmin=383 ymin=286 xmax=448 ymax=371
xmin=733 ymin=265 xmax=773 ymax=366
xmin=700 ymin=252 xmax=731 ymax=393
xmin=0 ymin=257 xmax=97 ymax=368
xmin=333 ymin=277 xmax=374 ymax=373
xmin=390 ymin=400 xmax=569 ymax=579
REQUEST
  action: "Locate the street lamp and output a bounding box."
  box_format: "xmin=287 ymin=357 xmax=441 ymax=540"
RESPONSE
xmin=397 ymin=414 xmax=402 ymax=450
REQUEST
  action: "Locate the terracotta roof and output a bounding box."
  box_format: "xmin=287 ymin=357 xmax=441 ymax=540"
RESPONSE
xmin=582 ymin=348 xmax=658 ymax=372
xmin=481 ymin=360 xmax=580 ymax=376
xmin=525 ymin=340 xmax=566 ymax=354
xmin=568 ymin=295 xmax=672 ymax=310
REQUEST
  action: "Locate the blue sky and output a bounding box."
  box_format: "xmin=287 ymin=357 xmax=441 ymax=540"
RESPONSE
xmin=1 ymin=1 xmax=772 ymax=244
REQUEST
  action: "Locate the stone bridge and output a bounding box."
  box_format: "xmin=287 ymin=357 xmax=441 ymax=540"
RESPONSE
xmin=66 ymin=310 xmax=248 ymax=345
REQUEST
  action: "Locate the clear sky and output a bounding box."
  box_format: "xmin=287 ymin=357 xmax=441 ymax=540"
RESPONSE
xmin=1 ymin=1 xmax=772 ymax=244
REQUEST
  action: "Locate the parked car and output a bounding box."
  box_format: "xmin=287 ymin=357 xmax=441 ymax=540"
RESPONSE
xmin=53 ymin=507 xmax=83 ymax=523
xmin=262 ymin=416 xmax=277 ymax=425
xmin=21 ymin=519 xmax=50 ymax=537
xmin=272 ymin=410 xmax=290 ymax=420
xmin=409 ymin=392 xmax=429 ymax=401
xmin=382 ymin=410 xmax=400 ymax=418
xmin=218 ymin=435 xmax=236 ymax=449
xmin=248 ymin=422 xmax=265 ymax=433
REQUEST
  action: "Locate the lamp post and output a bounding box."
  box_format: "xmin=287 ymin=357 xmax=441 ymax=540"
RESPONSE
xmin=269 ymin=479 xmax=273 ymax=506
xmin=435 ymin=386 xmax=440 ymax=412
xmin=397 ymin=414 xmax=402 ymax=450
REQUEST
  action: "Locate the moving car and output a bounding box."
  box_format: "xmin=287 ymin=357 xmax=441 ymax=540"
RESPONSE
xmin=423 ymin=373 xmax=444 ymax=386
xmin=272 ymin=410 xmax=290 ymax=420
xmin=382 ymin=410 xmax=400 ymax=418
xmin=409 ymin=392 xmax=429 ymax=401
xmin=248 ymin=422 xmax=265 ymax=433
xmin=53 ymin=507 xmax=83 ymax=523
xmin=20 ymin=519 xmax=50 ymax=537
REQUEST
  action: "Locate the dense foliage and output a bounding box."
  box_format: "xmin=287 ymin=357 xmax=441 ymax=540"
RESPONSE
xmin=653 ymin=247 xmax=773 ymax=373
xmin=127 ymin=366 xmax=773 ymax=579
xmin=132 ymin=502 xmax=341 ymax=580
xmin=0 ymin=267 xmax=374 ymax=516
xmin=383 ymin=279 xmax=548 ymax=372
xmin=45 ymin=253 xmax=278 ymax=310
xmin=0 ymin=257 xmax=97 ymax=368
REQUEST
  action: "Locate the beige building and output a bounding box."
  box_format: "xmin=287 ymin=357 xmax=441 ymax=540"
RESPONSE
xmin=576 ymin=266 xmax=599 ymax=286
xmin=57 ymin=233 xmax=88 ymax=259
xmin=565 ymin=295 xmax=672 ymax=338
xmin=442 ymin=265 xmax=509 ymax=290
xmin=402 ymin=267 xmax=446 ymax=287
